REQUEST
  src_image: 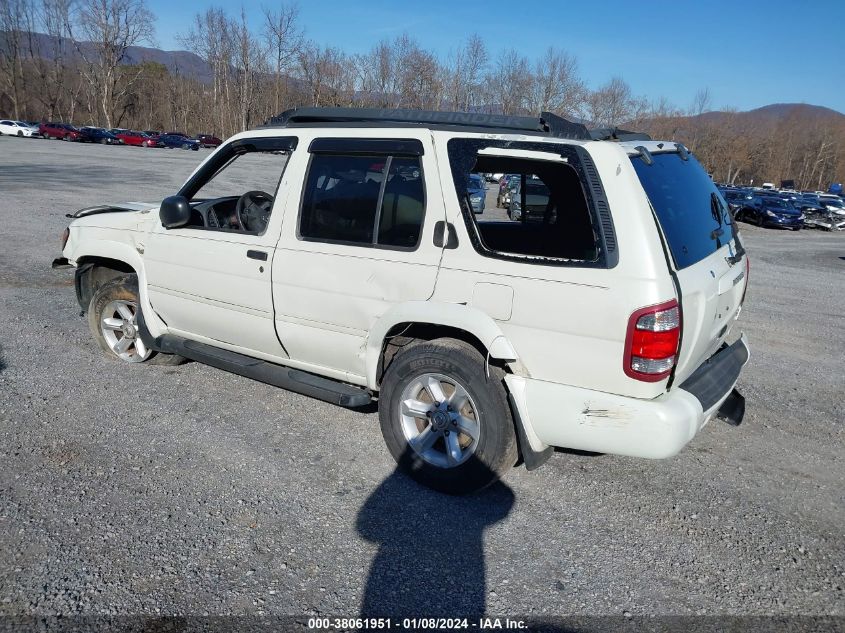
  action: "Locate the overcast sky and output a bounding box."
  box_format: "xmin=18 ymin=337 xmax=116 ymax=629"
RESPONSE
xmin=145 ymin=0 xmax=845 ymax=114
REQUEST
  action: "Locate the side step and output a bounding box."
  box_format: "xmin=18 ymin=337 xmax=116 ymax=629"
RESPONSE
xmin=155 ymin=335 xmax=372 ymax=408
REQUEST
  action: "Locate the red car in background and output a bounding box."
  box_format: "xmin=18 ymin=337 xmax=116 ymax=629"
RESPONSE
xmin=38 ymin=122 xmax=80 ymax=141
xmin=196 ymin=134 xmax=222 ymax=148
xmin=115 ymin=130 xmax=161 ymax=147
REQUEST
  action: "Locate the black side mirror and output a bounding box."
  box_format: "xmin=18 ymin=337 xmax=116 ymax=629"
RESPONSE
xmin=160 ymin=195 xmax=191 ymax=229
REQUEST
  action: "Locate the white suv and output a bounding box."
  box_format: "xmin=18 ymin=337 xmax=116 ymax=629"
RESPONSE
xmin=54 ymin=108 xmax=750 ymax=493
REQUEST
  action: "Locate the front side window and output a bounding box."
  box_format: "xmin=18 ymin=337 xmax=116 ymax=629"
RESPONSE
xmin=181 ymin=147 xmax=291 ymax=234
xmin=299 ymin=153 xmax=425 ymax=249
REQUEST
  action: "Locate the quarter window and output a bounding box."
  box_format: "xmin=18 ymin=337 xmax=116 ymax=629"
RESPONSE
xmin=299 ymin=153 xmax=425 ymax=248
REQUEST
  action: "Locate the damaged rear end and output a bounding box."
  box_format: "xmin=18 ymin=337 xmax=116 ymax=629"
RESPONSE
xmin=629 ymin=142 xmax=750 ymax=427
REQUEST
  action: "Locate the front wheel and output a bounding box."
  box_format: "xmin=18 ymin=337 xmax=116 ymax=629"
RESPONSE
xmin=378 ymin=338 xmax=518 ymax=494
xmin=87 ymin=275 xmax=185 ymax=365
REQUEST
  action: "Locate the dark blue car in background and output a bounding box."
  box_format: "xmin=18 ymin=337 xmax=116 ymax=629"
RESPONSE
xmin=158 ymin=133 xmax=199 ymax=150
xmin=737 ymin=195 xmax=804 ymax=230
xmin=467 ymin=174 xmax=486 ymax=213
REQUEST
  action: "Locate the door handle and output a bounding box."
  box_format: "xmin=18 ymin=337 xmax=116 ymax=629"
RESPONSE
xmin=433 ymin=221 xmax=458 ymax=249
xmin=247 ymin=250 xmax=268 ymax=261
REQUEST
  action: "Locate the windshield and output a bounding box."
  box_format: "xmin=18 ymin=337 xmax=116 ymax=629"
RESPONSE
xmin=821 ymin=197 xmax=844 ymax=208
xmin=632 ymin=151 xmax=732 ymax=270
xmin=466 ymin=176 xmax=483 ymax=189
xmin=762 ymin=198 xmax=789 ymax=209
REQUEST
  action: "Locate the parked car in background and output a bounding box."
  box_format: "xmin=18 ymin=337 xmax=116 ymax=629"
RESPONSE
xmin=737 ymin=195 xmax=804 ymax=229
xmin=508 ymin=176 xmax=553 ymax=222
xmin=817 ymin=194 xmax=845 ymax=215
xmin=195 ymin=134 xmax=222 ymax=148
xmin=719 ymin=188 xmax=754 ymax=214
xmin=39 ymin=122 xmax=80 ymax=141
xmin=115 ymin=130 xmax=161 ymax=147
xmin=158 ymin=133 xmax=199 ymax=150
xmin=496 ymin=174 xmax=519 ymax=208
xmin=78 ymin=127 xmax=119 ymax=144
xmin=466 ymin=174 xmax=486 ymax=213
xmin=0 ymin=120 xmax=38 ymax=137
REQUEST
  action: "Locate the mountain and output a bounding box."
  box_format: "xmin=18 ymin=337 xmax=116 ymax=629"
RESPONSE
xmin=1 ymin=30 xmax=213 ymax=82
xmin=695 ymin=103 xmax=845 ymax=125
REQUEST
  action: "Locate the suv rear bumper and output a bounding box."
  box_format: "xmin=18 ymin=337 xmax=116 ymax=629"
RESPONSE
xmin=507 ymin=334 xmax=750 ymax=460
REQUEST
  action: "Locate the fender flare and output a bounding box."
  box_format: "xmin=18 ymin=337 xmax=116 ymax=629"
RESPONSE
xmin=69 ymin=239 xmax=166 ymax=337
xmin=365 ymin=300 xmax=519 ymax=390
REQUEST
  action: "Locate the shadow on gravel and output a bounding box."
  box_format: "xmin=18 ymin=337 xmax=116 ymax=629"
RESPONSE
xmin=0 ymin=344 xmax=5 ymax=373
xmin=357 ymin=455 xmax=514 ymax=617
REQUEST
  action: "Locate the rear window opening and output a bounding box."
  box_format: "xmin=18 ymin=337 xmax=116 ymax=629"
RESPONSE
xmin=455 ymin=154 xmax=599 ymax=263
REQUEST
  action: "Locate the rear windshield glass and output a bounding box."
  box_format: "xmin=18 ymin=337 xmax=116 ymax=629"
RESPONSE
xmin=632 ymin=151 xmax=732 ymax=270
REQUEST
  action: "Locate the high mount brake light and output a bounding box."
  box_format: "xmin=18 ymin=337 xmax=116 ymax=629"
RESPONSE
xmin=623 ymin=300 xmax=681 ymax=382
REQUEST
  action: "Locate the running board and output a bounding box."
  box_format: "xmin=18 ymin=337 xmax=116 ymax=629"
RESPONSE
xmin=154 ymin=335 xmax=372 ymax=408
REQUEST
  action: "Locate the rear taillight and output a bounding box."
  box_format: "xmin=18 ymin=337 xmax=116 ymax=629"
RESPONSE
xmin=624 ymin=300 xmax=681 ymax=382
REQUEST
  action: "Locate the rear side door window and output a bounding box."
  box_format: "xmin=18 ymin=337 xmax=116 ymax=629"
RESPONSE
xmin=299 ymin=152 xmax=425 ymax=250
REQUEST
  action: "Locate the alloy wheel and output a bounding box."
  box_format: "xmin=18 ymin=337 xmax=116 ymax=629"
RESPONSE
xmin=398 ymin=373 xmax=480 ymax=468
xmin=99 ymin=300 xmax=151 ymax=362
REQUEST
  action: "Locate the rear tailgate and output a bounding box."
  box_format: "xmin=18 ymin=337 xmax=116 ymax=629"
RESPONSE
xmin=630 ymin=146 xmax=748 ymax=384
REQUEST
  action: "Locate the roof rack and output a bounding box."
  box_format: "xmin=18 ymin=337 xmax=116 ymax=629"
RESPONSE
xmin=263 ymin=107 xmax=594 ymax=141
xmin=589 ymin=127 xmax=652 ymax=142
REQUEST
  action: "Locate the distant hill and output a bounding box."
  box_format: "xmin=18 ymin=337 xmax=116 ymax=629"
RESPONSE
xmin=695 ymin=103 xmax=845 ymax=125
xmin=1 ymin=30 xmax=213 ymax=82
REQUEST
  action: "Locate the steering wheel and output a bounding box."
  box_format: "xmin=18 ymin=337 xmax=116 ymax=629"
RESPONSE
xmin=235 ymin=190 xmax=274 ymax=233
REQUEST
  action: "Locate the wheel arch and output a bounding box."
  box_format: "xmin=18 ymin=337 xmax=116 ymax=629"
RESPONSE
xmin=365 ymin=301 xmax=520 ymax=390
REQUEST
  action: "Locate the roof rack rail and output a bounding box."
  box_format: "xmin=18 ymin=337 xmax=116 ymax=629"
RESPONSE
xmin=589 ymin=127 xmax=652 ymax=142
xmin=263 ymin=107 xmax=593 ymax=141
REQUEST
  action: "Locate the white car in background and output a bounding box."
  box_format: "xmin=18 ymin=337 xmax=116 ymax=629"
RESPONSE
xmin=0 ymin=119 xmax=37 ymax=137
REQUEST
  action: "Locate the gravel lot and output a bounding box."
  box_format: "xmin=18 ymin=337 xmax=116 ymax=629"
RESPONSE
xmin=0 ymin=137 xmax=843 ymax=622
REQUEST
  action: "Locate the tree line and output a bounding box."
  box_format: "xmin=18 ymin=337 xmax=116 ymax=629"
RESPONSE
xmin=2 ymin=0 xmax=843 ymax=190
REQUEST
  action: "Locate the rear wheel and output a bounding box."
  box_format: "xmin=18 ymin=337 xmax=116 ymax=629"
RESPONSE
xmin=378 ymin=338 xmax=518 ymax=494
xmin=87 ymin=275 xmax=185 ymax=366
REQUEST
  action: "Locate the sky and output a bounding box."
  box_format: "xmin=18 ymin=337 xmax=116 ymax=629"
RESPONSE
xmin=145 ymin=0 xmax=845 ymax=114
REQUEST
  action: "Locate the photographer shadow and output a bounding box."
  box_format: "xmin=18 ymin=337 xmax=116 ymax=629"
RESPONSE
xmin=356 ymin=455 xmax=515 ymax=617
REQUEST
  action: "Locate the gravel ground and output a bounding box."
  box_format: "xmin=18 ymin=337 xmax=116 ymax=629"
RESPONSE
xmin=0 ymin=137 xmax=843 ymax=622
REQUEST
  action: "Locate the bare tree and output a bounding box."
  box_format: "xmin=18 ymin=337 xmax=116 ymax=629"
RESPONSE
xmin=483 ymin=48 xmax=531 ymax=115
xmin=69 ymin=0 xmax=155 ymax=128
xmin=0 ymin=0 xmax=29 ymax=119
xmin=527 ymin=47 xmax=585 ymax=117
xmin=587 ymin=76 xmax=635 ymax=128
xmin=261 ymin=3 xmax=301 ymax=114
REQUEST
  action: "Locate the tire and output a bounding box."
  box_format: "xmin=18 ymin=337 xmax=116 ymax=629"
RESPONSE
xmin=100 ymin=138 xmax=107 ymax=144
xmin=17 ymin=131 xmax=23 ymax=137
xmin=378 ymin=338 xmax=518 ymax=494
xmin=142 ymin=140 xmax=149 ymax=147
xmin=87 ymin=275 xmax=186 ymax=366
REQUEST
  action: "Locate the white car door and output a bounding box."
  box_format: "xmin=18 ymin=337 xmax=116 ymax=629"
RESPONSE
xmin=143 ymin=136 xmax=298 ymax=358
xmin=271 ymin=133 xmax=445 ymax=382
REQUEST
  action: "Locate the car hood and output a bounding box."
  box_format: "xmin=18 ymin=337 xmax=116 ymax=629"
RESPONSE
xmin=69 ymin=201 xmax=158 ymax=219
xmin=68 ymin=202 xmax=160 ymax=232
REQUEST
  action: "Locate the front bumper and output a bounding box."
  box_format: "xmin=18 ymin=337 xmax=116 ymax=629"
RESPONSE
xmin=763 ymin=215 xmax=803 ymax=228
xmin=507 ymin=334 xmax=750 ymax=459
